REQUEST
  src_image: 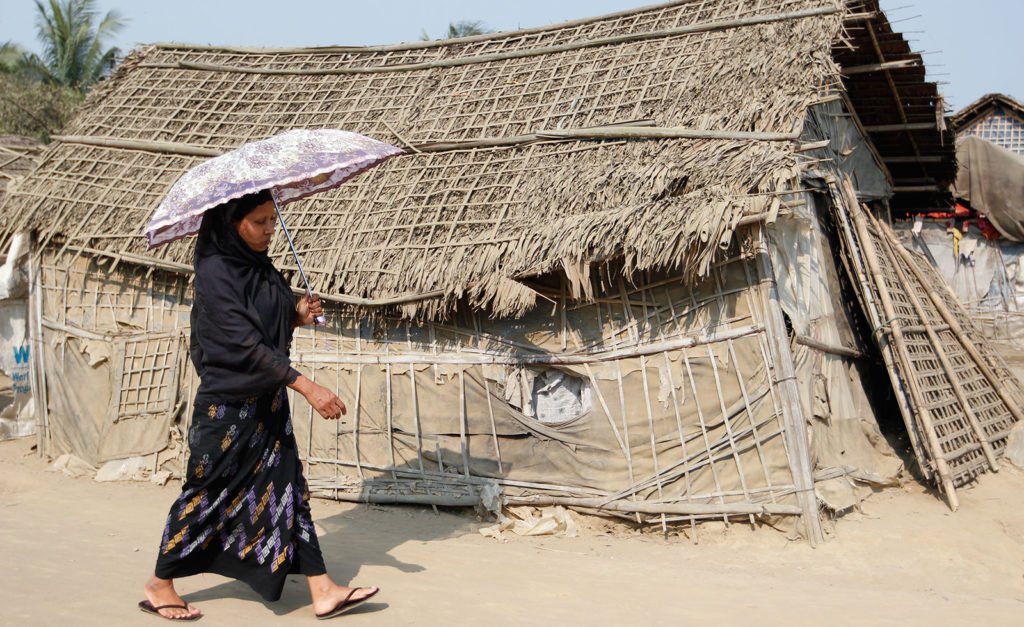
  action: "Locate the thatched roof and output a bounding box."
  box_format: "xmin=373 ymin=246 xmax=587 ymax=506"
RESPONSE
xmin=0 ymin=136 xmax=42 ymax=200
xmin=951 ymin=93 xmax=1024 ymax=132
xmin=0 ymin=0 xmax=951 ymax=318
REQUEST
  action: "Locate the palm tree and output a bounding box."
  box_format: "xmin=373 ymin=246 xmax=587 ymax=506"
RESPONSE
xmin=0 ymin=42 xmax=27 ymax=74
xmin=446 ymin=21 xmax=491 ymax=38
xmin=421 ymin=20 xmax=493 ymax=41
xmin=20 ymin=0 xmax=126 ymax=91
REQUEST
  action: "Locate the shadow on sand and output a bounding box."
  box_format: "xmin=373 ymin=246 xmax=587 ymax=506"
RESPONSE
xmin=181 ymin=501 xmax=477 ymax=617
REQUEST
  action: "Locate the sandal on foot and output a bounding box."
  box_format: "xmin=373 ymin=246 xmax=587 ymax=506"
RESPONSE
xmin=138 ymin=600 xmax=202 ymax=621
xmin=315 ymin=587 xmax=379 ymax=620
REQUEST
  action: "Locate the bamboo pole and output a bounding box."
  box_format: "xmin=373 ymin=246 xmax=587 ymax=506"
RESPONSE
xmin=322 ymin=490 xmax=802 ymax=517
xmin=294 ymin=324 xmax=763 ymax=366
xmin=482 ymin=379 xmax=504 ymax=474
xmin=457 ymin=368 xmax=471 ymax=479
xmin=794 ymin=334 xmax=862 ymax=359
xmin=27 ymin=240 xmax=50 ymax=453
xmin=584 ymin=363 xmax=630 ymax=461
xmin=681 ymin=349 xmax=728 ymax=524
xmin=60 ymin=245 xmax=448 ymax=307
xmin=54 ymin=125 xmax=800 ymax=162
xmin=613 ymin=360 xmax=640 ymax=524
xmin=827 ymin=187 xmax=926 ymax=474
xmin=880 ymin=219 xmax=1024 ymax=427
xmin=661 ymin=286 xmax=698 ymax=541
xmin=878 ymin=225 xmax=999 ymax=471
xmin=639 ymin=355 xmax=668 ymax=535
xmin=148 ymin=6 xmax=841 ymax=76
xmin=352 ymin=365 xmax=364 ymax=479
xmin=845 ymin=201 xmax=959 ymax=509
xmin=751 ymin=225 xmax=824 ymax=545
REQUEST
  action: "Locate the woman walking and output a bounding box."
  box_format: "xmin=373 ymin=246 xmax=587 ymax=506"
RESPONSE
xmin=139 ymin=190 xmax=378 ymax=620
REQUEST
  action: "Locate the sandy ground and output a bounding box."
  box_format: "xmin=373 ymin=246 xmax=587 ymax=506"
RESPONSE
xmin=1 ymin=437 xmax=1022 ymax=626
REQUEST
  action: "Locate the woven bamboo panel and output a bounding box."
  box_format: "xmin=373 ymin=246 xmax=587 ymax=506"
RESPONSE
xmin=0 ymin=0 xmax=846 ymax=318
xmin=857 ymin=211 xmax=1022 ymax=487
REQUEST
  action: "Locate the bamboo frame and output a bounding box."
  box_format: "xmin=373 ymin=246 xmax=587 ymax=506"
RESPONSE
xmin=844 ymin=197 xmax=959 ymax=509
xmin=144 ymin=6 xmax=842 ymax=76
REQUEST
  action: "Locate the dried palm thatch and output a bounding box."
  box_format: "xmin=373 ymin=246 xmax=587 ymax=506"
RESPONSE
xmin=0 ymin=0 xmax=858 ymax=318
xmin=0 ymin=136 xmax=42 ymax=202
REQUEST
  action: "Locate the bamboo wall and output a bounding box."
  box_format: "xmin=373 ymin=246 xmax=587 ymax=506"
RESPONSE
xmin=29 ymin=234 xmax=820 ymax=537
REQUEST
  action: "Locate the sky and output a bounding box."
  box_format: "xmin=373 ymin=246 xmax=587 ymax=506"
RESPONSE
xmin=0 ymin=0 xmax=1020 ymax=111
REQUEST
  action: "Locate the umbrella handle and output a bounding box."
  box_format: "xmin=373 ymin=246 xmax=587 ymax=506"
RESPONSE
xmin=271 ymin=190 xmax=326 ymax=326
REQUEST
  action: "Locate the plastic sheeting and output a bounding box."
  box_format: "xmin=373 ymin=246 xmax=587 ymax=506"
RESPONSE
xmin=0 ymin=232 xmax=34 ymax=440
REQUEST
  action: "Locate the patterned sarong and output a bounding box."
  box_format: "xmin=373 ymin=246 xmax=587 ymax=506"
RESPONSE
xmin=154 ymin=387 xmax=325 ymax=601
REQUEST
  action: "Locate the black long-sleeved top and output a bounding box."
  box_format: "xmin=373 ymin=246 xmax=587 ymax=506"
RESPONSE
xmin=189 ymin=207 xmax=299 ymax=403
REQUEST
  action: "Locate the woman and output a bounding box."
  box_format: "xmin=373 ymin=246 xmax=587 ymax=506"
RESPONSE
xmin=139 ymin=190 xmax=378 ymax=621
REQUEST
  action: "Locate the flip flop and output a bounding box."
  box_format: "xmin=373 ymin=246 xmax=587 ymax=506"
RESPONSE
xmin=138 ymin=600 xmax=202 ymax=621
xmin=315 ymin=587 xmax=379 ymax=620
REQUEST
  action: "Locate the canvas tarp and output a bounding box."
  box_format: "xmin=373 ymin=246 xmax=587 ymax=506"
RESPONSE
xmin=956 ymin=136 xmax=1024 ymax=241
xmin=768 ymin=193 xmax=903 ymax=511
xmin=0 ymin=232 xmax=34 ymax=439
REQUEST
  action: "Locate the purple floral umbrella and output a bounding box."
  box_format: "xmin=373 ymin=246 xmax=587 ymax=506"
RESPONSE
xmin=145 ymin=128 xmax=403 ymax=322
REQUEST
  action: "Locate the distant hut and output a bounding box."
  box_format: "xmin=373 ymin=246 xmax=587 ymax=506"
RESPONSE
xmin=952 ymin=93 xmax=1024 ymax=156
xmin=0 ymin=136 xmax=41 ymax=439
xmin=897 ymin=94 xmax=1024 ymax=368
xmin=0 ymin=0 xmax=1019 ymax=541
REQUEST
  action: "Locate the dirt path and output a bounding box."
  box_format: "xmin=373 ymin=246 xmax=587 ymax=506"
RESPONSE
xmin=1 ymin=437 xmax=1022 ymax=626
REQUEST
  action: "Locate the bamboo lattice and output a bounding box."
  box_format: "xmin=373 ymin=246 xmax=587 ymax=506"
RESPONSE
xmin=0 ymin=0 xmax=849 ymax=319
xmin=834 ymin=193 xmax=1024 ymax=503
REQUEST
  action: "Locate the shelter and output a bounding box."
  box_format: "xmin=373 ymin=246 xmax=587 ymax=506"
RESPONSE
xmin=952 ymin=93 xmax=1024 ymax=157
xmin=0 ymin=137 xmax=40 ymax=439
xmin=0 ymin=0 xmax=1018 ymax=541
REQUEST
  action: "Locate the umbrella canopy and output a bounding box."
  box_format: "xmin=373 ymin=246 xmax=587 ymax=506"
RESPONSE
xmin=144 ymin=128 xmax=403 ymax=248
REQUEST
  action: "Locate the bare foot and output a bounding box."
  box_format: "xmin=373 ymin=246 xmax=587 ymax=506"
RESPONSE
xmin=308 ymin=574 xmax=378 ymax=616
xmin=143 ymin=575 xmax=202 ymax=620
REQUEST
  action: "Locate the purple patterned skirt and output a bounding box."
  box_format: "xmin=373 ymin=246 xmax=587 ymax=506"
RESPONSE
xmin=154 ymin=387 xmax=325 ymax=601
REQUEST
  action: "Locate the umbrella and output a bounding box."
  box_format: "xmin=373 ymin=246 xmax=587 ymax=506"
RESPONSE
xmin=145 ymin=128 xmax=403 ymax=322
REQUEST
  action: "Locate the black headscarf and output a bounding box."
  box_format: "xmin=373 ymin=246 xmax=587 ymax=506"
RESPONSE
xmin=189 ymin=191 xmax=300 ymax=403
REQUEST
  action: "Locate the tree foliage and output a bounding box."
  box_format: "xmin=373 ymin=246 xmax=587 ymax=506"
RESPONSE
xmin=421 ymin=20 xmax=494 ymax=41
xmin=0 ymin=1 xmax=126 ymax=139
xmin=0 ymin=73 xmax=81 ymax=139
xmin=19 ymin=0 xmax=126 ymax=91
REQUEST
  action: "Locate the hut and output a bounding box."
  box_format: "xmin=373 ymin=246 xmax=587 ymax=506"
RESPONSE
xmin=895 ymin=95 xmax=1024 ymax=372
xmin=0 ymin=0 xmax=1018 ymax=541
xmin=0 ymin=136 xmax=41 ymax=439
xmin=952 ymin=93 xmax=1024 ymax=156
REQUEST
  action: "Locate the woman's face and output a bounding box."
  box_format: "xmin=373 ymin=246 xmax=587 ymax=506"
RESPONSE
xmin=234 ymin=200 xmax=277 ymax=252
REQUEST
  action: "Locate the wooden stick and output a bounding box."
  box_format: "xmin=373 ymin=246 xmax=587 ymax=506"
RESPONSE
xmin=639 ymin=355 xmax=668 ymax=535
xmin=61 ymin=245 xmax=449 ymax=308
xmin=457 ymin=368 xmax=471 ymax=479
xmin=613 ymin=360 xmax=640 ymax=524
xmin=352 ymin=364 xmax=364 ymax=479
xmin=794 ymin=335 xmax=862 ymax=359
xmin=681 ymin=349 xmax=728 ymax=523
xmin=482 ymin=379 xmax=504 ymax=474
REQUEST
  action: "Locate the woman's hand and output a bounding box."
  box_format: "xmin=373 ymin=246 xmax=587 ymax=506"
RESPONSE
xmin=294 ymin=293 xmax=324 ymax=327
xmin=289 ymin=375 xmax=347 ymax=420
